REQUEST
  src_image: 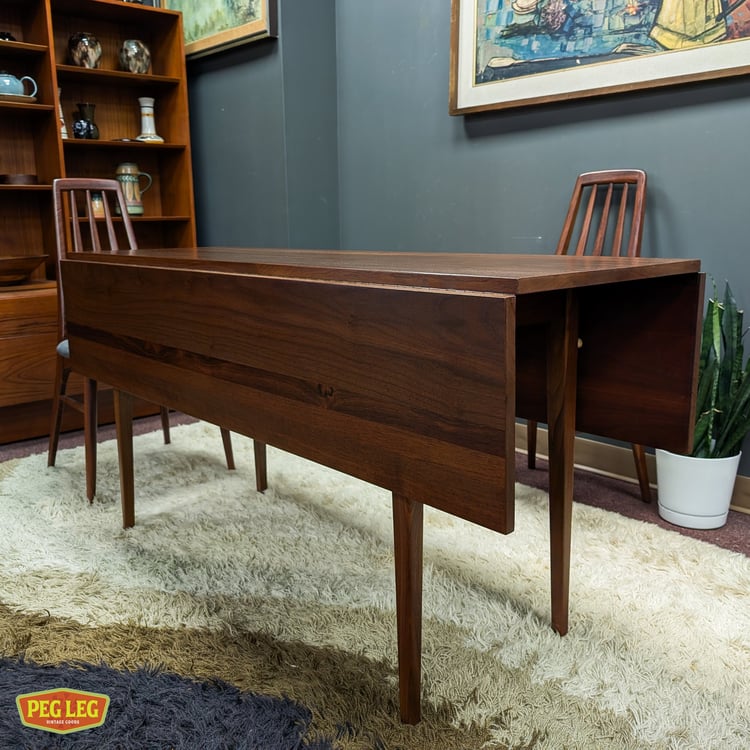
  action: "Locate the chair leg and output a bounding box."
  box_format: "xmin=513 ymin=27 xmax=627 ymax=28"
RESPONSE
xmin=47 ymin=357 xmax=69 ymax=468
xmin=160 ymin=406 xmax=171 ymax=444
xmin=254 ymin=440 xmax=268 ymax=492
xmin=632 ymin=443 xmax=651 ymax=503
xmin=220 ymin=428 xmax=235 ymax=470
xmin=527 ymin=420 xmax=538 ymax=469
xmin=83 ymin=377 xmax=98 ymax=503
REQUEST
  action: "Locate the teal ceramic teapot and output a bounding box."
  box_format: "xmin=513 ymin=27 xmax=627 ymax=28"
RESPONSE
xmin=0 ymin=71 xmax=38 ymax=98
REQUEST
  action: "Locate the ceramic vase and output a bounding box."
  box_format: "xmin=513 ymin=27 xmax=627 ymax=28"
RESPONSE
xmin=68 ymin=32 xmax=102 ymax=69
xmin=119 ymin=39 xmax=151 ymax=74
xmin=72 ymin=102 xmax=99 ymax=140
xmin=135 ymin=96 xmax=163 ymax=142
xmin=91 ymin=192 xmax=105 ymax=218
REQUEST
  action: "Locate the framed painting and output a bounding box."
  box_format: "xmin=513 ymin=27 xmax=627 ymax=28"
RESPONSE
xmin=165 ymin=0 xmax=277 ymax=59
xmin=450 ymin=0 xmax=750 ymax=113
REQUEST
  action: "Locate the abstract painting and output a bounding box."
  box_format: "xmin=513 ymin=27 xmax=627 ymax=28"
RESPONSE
xmin=166 ymin=0 xmax=277 ymax=59
xmin=450 ymin=0 xmax=750 ymax=112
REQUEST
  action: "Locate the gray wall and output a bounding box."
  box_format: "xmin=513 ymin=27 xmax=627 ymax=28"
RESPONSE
xmin=336 ymin=3 xmax=749 ymax=279
xmin=188 ymin=0 xmax=339 ymax=249
xmin=186 ymin=0 xmax=750 ymax=471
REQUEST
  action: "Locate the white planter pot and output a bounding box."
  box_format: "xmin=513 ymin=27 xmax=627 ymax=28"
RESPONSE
xmin=655 ymin=449 xmax=740 ymax=529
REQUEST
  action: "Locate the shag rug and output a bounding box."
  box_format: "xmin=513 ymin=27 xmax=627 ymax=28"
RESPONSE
xmin=0 ymin=422 xmax=749 ymax=749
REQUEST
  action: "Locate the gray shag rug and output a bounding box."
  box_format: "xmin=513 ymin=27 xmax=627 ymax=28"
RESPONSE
xmin=1 ymin=656 xmax=331 ymax=749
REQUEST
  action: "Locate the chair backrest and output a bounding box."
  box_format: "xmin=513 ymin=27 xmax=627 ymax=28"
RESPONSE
xmin=556 ymin=169 xmax=647 ymax=257
xmin=52 ymin=177 xmax=138 ymax=340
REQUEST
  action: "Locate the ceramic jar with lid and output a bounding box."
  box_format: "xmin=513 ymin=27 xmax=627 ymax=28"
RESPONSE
xmin=119 ymin=39 xmax=151 ymax=74
xmin=68 ymin=32 xmax=102 ymax=69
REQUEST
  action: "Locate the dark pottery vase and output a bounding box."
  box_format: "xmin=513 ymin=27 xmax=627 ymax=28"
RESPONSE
xmin=119 ymin=39 xmax=151 ymax=74
xmin=68 ymin=32 xmax=102 ymax=69
xmin=72 ymin=103 xmax=99 ymax=140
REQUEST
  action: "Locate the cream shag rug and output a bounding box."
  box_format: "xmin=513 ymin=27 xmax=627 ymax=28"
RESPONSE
xmin=1 ymin=421 xmax=749 ymax=749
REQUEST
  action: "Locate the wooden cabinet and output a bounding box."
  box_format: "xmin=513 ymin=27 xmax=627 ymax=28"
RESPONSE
xmin=0 ymin=0 xmax=59 ymax=277
xmin=0 ymin=285 xmax=58 ymax=409
xmin=54 ymin=0 xmax=196 ymax=248
xmin=0 ymin=0 xmax=194 ymax=442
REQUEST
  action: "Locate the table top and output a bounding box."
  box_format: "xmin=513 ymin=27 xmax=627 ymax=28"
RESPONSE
xmin=66 ymin=248 xmax=701 ymax=294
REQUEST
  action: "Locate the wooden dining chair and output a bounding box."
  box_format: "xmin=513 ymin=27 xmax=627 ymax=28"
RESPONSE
xmin=48 ymin=178 xmax=236 ymax=501
xmin=526 ymin=169 xmax=652 ymax=502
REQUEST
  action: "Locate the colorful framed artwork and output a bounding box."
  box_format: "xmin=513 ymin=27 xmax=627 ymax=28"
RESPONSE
xmin=165 ymin=0 xmax=277 ymax=59
xmin=450 ymin=0 xmax=750 ymax=113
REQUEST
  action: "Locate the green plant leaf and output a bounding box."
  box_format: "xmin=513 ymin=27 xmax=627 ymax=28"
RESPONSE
xmin=691 ymin=280 xmax=750 ymax=458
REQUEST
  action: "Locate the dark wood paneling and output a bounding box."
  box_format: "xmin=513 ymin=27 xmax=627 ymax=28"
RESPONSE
xmin=63 ymin=262 xmax=517 ymax=532
xmin=516 ymin=273 xmax=704 ymax=453
xmin=0 ymin=392 xmax=161 ymax=445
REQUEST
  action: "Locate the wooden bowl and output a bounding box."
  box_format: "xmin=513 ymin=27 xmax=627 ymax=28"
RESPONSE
xmin=0 ymin=174 xmax=38 ymax=185
xmin=0 ymin=255 xmax=47 ymax=286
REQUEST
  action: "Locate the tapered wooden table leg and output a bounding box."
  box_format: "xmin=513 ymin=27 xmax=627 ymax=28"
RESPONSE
xmin=392 ymin=493 xmax=423 ymax=724
xmin=546 ymin=291 xmax=579 ymax=636
xmin=114 ymin=389 xmax=135 ymax=529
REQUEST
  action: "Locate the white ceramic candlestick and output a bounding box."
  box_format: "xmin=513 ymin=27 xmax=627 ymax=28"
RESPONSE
xmin=136 ymin=96 xmax=164 ymax=142
xmin=58 ymin=87 xmax=68 ymax=139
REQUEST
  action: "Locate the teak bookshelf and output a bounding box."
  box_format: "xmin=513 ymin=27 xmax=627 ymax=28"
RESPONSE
xmin=0 ymin=0 xmax=195 ymax=442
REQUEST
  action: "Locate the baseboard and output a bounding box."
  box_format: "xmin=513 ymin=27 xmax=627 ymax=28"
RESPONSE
xmin=515 ymin=423 xmax=750 ymax=516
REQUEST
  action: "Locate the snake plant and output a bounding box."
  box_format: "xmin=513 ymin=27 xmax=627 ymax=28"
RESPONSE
xmin=692 ymin=282 xmax=750 ymax=458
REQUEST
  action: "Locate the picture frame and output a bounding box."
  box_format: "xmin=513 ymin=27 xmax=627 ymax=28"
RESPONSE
xmin=164 ymin=0 xmax=277 ymax=59
xmin=450 ymin=0 xmax=750 ymax=114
